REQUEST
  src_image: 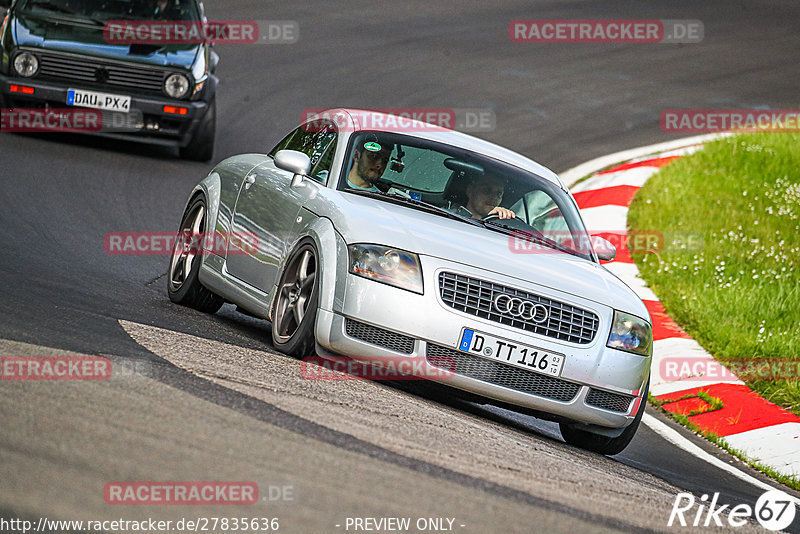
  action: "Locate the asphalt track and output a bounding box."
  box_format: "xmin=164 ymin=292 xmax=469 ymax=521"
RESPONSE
xmin=2 ymin=1 xmax=800 ymax=532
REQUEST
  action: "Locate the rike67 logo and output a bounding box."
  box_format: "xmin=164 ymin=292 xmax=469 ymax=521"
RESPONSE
xmin=669 ymin=490 xmax=796 ymax=530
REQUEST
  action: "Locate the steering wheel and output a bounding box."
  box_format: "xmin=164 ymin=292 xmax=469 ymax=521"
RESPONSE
xmin=482 ymin=212 xmax=516 ymax=221
xmin=482 ymin=213 xmax=544 ymax=234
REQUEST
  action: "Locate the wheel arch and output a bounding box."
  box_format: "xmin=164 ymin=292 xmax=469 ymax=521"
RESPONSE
xmin=189 ymin=170 xmax=222 ymax=234
xmin=268 ymin=214 xmax=346 ymax=324
xmin=174 ymin=173 xmax=222 ymax=286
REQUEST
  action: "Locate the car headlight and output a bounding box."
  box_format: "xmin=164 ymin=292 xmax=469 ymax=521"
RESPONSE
xmin=164 ymin=73 xmax=190 ymax=99
xmin=607 ymin=310 xmax=652 ymax=356
xmin=13 ymin=51 xmax=39 ymax=78
xmin=348 ymin=244 xmax=423 ymax=294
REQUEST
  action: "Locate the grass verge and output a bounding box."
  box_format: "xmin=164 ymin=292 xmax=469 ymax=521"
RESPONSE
xmin=629 ymin=132 xmax=800 ymax=417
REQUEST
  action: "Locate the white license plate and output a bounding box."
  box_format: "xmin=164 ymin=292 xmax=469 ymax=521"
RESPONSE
xmin=458 ymin=328 xmax=565 ymax=377
xmin=67 ymin=88 xmax=131 ymax=113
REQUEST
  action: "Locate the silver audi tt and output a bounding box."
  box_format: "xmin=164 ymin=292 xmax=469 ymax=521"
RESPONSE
xmin=167 ymin=109 xmax=653 ymax=455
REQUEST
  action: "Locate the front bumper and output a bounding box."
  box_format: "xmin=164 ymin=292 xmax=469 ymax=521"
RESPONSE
xmin=0 ymin=73 xmax=209 ymax=147
xmin=315 ymin=255 xmax=651 ymax=430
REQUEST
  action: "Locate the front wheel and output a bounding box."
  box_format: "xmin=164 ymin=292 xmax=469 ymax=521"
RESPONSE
xmin=0 ymin=93 xmax=9 ymax=131
xmin=559 ymin=379 xmax=649 ymax=455
xmin=180 ymin=100 xmax=216 ymax=162
xmin=271 ymin=240 xmax=319 ymax=357
xmin=167 ymin=196 xmax=224 ymax=313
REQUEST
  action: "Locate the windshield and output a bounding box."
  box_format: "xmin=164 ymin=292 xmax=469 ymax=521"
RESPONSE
xmin=19 ymin=0 xmax=201 ymax=23
xmin=338 ymin=131 xmax=594 ymax=260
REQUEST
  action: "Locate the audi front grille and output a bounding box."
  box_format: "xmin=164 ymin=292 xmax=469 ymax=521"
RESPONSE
xmin=585 ymin=388 xmax=634 ymax=413
xmin=426 ymin=343 xmax=581 ymax=402
xmin=344 ymin=319 xmax=415 ymax=354
xmin=438 ymin=272 xmax=599 ymax=344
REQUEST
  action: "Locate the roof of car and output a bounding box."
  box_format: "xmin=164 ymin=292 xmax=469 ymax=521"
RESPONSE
xmin=311 ymin=108 xmax=565 ymax=188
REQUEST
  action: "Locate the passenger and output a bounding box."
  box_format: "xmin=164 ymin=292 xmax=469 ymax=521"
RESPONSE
xmin=451 ymin=173 xmax=516 ymax=220
xmin=149 ymin=0 xmax=175 ymax=18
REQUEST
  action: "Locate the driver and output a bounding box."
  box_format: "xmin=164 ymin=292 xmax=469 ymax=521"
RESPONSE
xmin=346 ymin=136 xmax=394 ymax=191
xmin=452 ymin=173 xmax=516 ymax=220
xmin=345 ymin=135 xmax=411 ymax=198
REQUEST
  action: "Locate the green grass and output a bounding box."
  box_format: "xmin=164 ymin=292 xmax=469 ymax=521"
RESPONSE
xmin=650 ymin=390 xmax=724 ymax=416
xmin=629 ymin=133 xmax=800 ymax=416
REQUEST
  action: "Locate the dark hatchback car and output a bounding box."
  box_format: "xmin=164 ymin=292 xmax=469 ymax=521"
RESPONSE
xmin=0 ymin=0 xmax=219 ymax=160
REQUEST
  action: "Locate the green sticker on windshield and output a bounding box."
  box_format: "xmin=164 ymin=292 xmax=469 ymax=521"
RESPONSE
xmin=364 ymin=142 xmax=382 ymax=152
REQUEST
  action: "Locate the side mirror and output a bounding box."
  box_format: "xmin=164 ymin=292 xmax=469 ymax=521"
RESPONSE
xmin=591 ymin=235 xmax=616 ymax=262
xmin=274 ymin=150 xmax=311 ymax=187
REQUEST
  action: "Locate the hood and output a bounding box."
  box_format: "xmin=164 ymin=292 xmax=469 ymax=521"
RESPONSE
xmin=320 ymin=192 xmax=650 ymax=320
xmin=13 ymin=11 xmax=199 ymax=68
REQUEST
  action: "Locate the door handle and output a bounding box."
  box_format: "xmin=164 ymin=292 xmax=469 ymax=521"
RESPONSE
xmin=244 ymin=174 xmax=255 ymax=189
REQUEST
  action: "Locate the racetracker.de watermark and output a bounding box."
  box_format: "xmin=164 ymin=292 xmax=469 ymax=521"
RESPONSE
xmin=661 ymin=357 xmax=800 ymax=383
xmin=104 ymin=482 xmax=259 ymax=505
xmin=301 ymin=108 xmax=496 ymax=133
xmin=104 ymin=231 xmax=258 ymax=256
xmin=1 ymin=108 xmax=101 ymax=133
xmin=510 ymin=19 xmax=703 ymax=43
xmin=508 ymin=230 xmax=660 ymax=256
xmin=661 ymin=109 xmax=800 ymax=133
xmin=3 ymin=108 xmax=201 ymax=134
xmin=104 ymin=20 xmax=298 ymax=44
xmin=1 ymin=356 xmax=111 ymax=380
xmin=300 ymin=356 xmax=455 ymax=381
xmin=508 ymin=230 xmax=703 ymax=256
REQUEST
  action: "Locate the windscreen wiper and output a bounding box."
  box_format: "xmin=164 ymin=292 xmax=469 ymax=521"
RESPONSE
xmin=388 ymin=192 xmax=489 ymax=227
xmin=344 ymin=189 xmax=484 ymax=228
xmin=344 ymin=189 xmax=583 ymax=256
xmin=482 ymin=218 xmax=583 ymax=258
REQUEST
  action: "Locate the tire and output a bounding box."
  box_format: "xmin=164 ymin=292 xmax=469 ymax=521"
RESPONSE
xmin=167 ymin=195 xmax=224 ymax=313
xmin=271 ymin=239 xmax=319 ymax=357
xmin=180 ymin=100 xmax=216 ymax=162
xmin=0 ymin=92 xmax=8 ymax=132
xmin=559 ymin=378 xmax=649 ymax=456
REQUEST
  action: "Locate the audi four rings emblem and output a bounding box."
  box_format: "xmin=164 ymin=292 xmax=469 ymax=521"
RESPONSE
xmin=493 ymin=294 xmax=549 ymax=323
